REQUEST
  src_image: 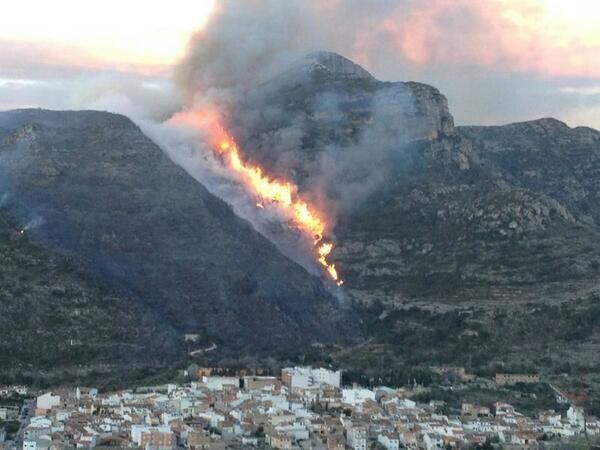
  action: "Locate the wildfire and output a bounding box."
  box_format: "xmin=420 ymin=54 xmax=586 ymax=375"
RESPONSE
xmin=172 ymin=110 xmax=343 ymax=286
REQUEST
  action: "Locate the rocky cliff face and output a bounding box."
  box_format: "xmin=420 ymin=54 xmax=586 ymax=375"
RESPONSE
xmin=229 ymin=52 xmax=454 ymax=187
xmin=226 ymin=53 xmax=599 ymax=311
xmin=334 ymin=119 xmax=600 ymax=308
xmin=0 ymin=109 xmax=361 ymax=381
xmin=301 ymin=51 xmax=376 ymax=80
xmin=226 ymin=53 xmax=600 ymax=372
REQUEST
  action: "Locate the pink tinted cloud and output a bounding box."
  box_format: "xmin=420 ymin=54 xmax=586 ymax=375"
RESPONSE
xmin=379 ymin=0 xmax=600 ymax=78
xmin=0 ymin=40 xmax=173 ymax=80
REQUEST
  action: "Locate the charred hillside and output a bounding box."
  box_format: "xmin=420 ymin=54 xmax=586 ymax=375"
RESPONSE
xmin=0 ymin=211 xmax=181 ymax=385
xmin=0 ymin=109 xmax=360 ymax=381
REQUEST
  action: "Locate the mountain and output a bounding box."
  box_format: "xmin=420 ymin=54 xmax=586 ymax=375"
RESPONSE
xmin=228 ymin=52 xmax=600 ymax=373
xmin=0 ymin=109 xmax=360 ymax=383
xmin=2 ymin=51 xmax=599 ymax=381
xmin=0 ymin=211 xmax=180 ymax=386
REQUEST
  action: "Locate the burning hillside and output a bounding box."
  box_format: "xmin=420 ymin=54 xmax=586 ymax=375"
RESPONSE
xmin=171 ymin=110 xmax=342 ymax=286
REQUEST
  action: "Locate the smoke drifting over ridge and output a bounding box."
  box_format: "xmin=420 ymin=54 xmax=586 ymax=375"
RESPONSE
xmin=175 ymin=0 xmax=401 ymax=110
xmin=149 ymin=1 xmax=436 ymax=279
xmin=0 ymin=0 xmax=450 ymax=281
xmin=171 ymin=0 xmax=426 ymax=203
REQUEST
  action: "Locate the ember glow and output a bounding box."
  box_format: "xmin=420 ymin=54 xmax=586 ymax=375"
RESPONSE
xmin=172 ymin=111 xmax=343 ymax=286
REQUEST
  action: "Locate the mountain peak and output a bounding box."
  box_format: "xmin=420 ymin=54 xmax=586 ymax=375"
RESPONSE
xmin=302 ymin=51 xmax=375 ymax=80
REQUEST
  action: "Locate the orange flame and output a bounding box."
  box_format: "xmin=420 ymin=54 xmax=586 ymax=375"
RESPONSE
xmin=172 ymin=110 xmax=343 ymax=286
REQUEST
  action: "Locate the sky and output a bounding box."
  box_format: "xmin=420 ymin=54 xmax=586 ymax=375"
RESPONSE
xmin=1 ymin=0 xmax=599 ymax=128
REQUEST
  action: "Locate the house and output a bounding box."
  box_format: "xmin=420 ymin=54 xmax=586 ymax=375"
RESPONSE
xmin=567 ymin=406 xmax=585 ymax=429
xmin=281 ymin=367 xmax=341 ymax=389
xmin=36 ymin=392 xmax=61 ymax=415
xmin=495 ymin=374 xmax=540 ymax=386
xmin=378 ymin=432 xmax=400 ymax=450
xmin=201 ymin=376 xmax=239 ymax=391
xmin=141 ymin=429 xmax=176 ymax=450
xmin=23 ymin=438 xmax=52 ymax=450
xmin=131 ymin=425 xmax=172 ymax=446
xmin=346 ymin=423 xmax=367 ymax=450
xmin=494 ymin=402 xmax=516 ymax=416
xmin=0 ymin=405 xmax=19 ymax=421
xmin=270 ymin=432 xmax=293 ymax=450
xmin=327 ymin=433 xmax=345 ymax=450
xmin=342 ymin=387 xmax=375 ymax=406
xmin=243 ymin=376 xmax=279 ymax=391
xmin=423 ymin=432 xmax=444 ymax=450
xmin=462 ymin=403 xmax=491 ymax=418
xmin=24 ymin=418 xmax=52 ymax=441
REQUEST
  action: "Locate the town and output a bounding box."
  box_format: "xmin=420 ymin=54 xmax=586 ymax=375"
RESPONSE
xmin=1 ymin=366 xmax=598 ymax=450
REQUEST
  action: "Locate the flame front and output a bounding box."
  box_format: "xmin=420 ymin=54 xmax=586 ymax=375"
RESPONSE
xmin=174 ymin=111 xmax=343 ymax=286
xmin=217 ymin=133 xmax=343 ymax=286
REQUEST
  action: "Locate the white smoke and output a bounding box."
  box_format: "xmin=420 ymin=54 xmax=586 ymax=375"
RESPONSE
xmin=21 ymin=215 xmax=44 ymax=233
xmin=0 ymin=73 xmax=181 ymax=123
xmin=140 ymin=1 xmax=430 ymax=279
xmin=0 ymin=192 xmax=9 ymax=208
xmin=140 ymin=119 xmax=323 ymax=274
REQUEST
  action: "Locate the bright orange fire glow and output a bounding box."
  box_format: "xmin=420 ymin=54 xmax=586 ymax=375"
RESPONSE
xmin=172 ymin=110 xmax=343 ymax=286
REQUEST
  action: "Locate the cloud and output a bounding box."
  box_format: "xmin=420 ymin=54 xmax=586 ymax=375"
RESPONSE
xmin=559 ymin=86 xmax=600 ymax=96
xmin=1 ymin=0 xmax=599 ymax=128
xmin=0 ymin=73 xmax=181 ymax=122
xmin=0 ymin=1 xmax=214 ymax=68
xmin=358 ymin=0 xmax=600 ymax=79
xmin=174 ymin=0 xmax=600 ymax=129
xmin=0 ymin=40 xmax=172 ymax=81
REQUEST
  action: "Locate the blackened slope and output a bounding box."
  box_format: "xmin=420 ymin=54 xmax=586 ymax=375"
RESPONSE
xmin=0 ymin=109 xmax=360 ymax=355
xmin=0 ymin=211 xmax=181 ymax=384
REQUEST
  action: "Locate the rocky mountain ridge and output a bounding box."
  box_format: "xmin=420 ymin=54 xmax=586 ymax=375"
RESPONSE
xmin=226 ymin=52 xmax=600 ymax=372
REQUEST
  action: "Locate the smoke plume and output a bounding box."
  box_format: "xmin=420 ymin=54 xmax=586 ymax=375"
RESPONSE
xmin=146 ymin=1 xmax=431 ymax=278
xmin=21 ymin=216 xmax=44 ymax=232
xmin=0 ymin=193 xmax=9 ymax=209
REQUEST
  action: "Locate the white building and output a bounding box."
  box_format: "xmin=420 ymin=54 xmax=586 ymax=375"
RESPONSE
xmin=567 ymin=406 xmax=585 ymax=429
xmin=378 ymin=432 xmax=400 ymax=450
xmin=201 ymin=376 xmax=239 ymax=390
xmin=23 ymin=441 xmax=38 ymax=450
xmin=342 ymin=387 xmax=376 ymax=406
xmin=423 ymin=432 xmax=444 ymax=450
xmin=281 ymin=367 xmax=341 ymax=389
xmin=276 ymin=423 xmax=309 ymax=441
xmin=36 ymin=392 xmax=60 ymax=410
xmin=131 ymin=424 xmax=171 ymax=446
xmin=346 ymin=423 xmax=367 ymax=450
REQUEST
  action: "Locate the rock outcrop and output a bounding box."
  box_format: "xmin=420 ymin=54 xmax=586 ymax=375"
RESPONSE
xmin=302 ymin=51 xmax=376 ymax=80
